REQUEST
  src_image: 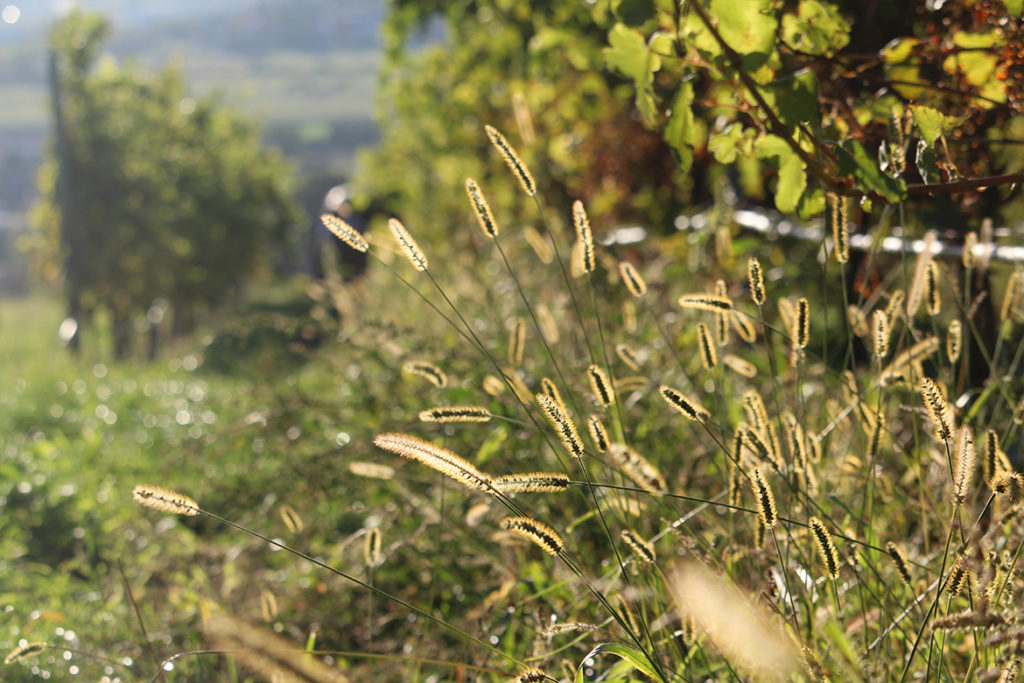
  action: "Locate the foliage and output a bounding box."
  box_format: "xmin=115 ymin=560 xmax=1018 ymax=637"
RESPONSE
xmin=358 ymin=0 xmax=1024 ymax=236
xmin=31 ymin=10 xmax=301 ymax=357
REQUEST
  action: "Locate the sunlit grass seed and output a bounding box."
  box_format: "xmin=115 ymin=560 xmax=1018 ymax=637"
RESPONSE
xmin=260 ymin=590 xmax=278 ymax=622
xmin=659 ymin=385 xmax=709 ymax=422
xmin=678 ymin=293 xmax=733 ymax=312
xmin=615 ymin=343 xmax=642 ymax=371
xmin=500 ymin=516 xmax=563 ymax=555
xmin=809 ymin=517 xmax=840 ymax=579
xmin=872 ymin=309 xmax=890 ymax=360
xmin=697 ymin=322 xmax=717 ymax=370
xmin=751 ymin=468 xmax=777 ymax=528
xmin=513 ymin=668 xmax=549 ymax=683
xmin=465 ymin=178 xmax=499 ymax=238
xmin=829 ymin=192 xmax=849 ymax=264
xmin=1001 ymin=270 xmax=1021 ymax=324
xmin=4 ymin=642 xmax=46 ymax=665
xmin=732 ymin=313 xmax=757 ymax=343
xmin=536 ymin=393 xmax=584 ymax=459
xmin=508 ymin=317 xmax=525 ymax=366
xmin=484 ymin=124 xmax=536 ymax=197
xmin=536 ymin=303 xmax=559 ymax=342
xmin=946 ymin=319 xmax=962 ymax=363
xmin=920 ymin=377 xmax=954 ymax=441
xmin=619 ymin=261 xmax=647 ymax=297
xmin=402 ymin=361 xmax=447 ymax=388
xmin=747 ymin=257 xmax=766 ymax=305
xmin=954 ymin=425 xmax=974 ymax=504
xmin=723 ymin=354 xmax=756 ymax=377
xmin=947 ymin=556 xmax=970 ymax=597
xmin=373 ymin=433 xmax=493 ymax=492
xmin=132 ymin=484 xmax=200 ymax=516
xmin=925 ymin=261 xmax=941 ymax=316
xmin=794 ymin=297 xmax=810 ymax=349
xmin=608 ymin=443 xmax=667 ymax=494
xmin=524 ymin=226 xmax=554 ymax=264
xmin=587 ymin=414 xmax=609 ymax=453
xmin=885 ymin=541 xmax=912 ymax=586
xmin=279 ymin=504 xmax=304 ymax=533
xmin=364 ymin=527 xmax=384 ymax=567
xmin=348 ymin=461 xmax=396 ymax=480
xmin=320 ymin=213 xmax=369 ymax=253
xmin=621 ymin=529 xmax=657 ymax=564
xmin=572 ymin=200 xmax=595 ymax=275
xmin=587 ymin=364 xmax=615 ymax=407
xmin=962 ymin=231 xmax=977 ymax=269
xmin=483 ymin=374 xmax=505 ymax=396
xmin=848 ymin=305 xmax=868 ymax=337
xmin=493 ymin=472 xmax=570 ymax=494
xmin=419 ymin=406 xmax=492 ymax=423
xmin=388 ymin=217 xmax=428 ymax=271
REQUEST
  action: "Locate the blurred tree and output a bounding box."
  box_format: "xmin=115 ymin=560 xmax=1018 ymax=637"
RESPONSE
xmin=32 ymin=10 xmax=301 ymax=358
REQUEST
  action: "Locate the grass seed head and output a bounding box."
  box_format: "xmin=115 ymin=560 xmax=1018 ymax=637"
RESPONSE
xmin=4 ymin=642 xmax=46 ymax=665
xmin=747 ymin=257 xmax=766 ymax=305
xmin=621 ymin=529 xmax=657 ymax=564
xmin=659 ymin=385 xmax=710 ymax=422
xmin=809 ymin=517 xmax=840 ymax=579
xmin=587 ymin=364 xmax=615 ymax=406
xmin=500 ymin=516 xmax=563 ymax=556
xmin=572 ymin=200 xmax=595 ymax=275
xmin=536 ymin=393 xmax=584 ymax=459
xmin=320 ymin=213 xmax=369 ymax=253
xmin=132 ymin=485 xmax=200 ymax=516
xmin=619 ymin=261 xmax=647 ymax=297
xmin=751 ymin=468 xmax=777 ymax=528
xmin=484 ymin=124 xmax=536 ymax=196
xmin=587 ymin=414 xmax=610 ymax=453
xmin=388 ymin=217 xmax=429 ymax=271
xmin=419 ymin=406 xmax=493 ymax=423
xmin=465 ymin=178 xmax=499 ymax=238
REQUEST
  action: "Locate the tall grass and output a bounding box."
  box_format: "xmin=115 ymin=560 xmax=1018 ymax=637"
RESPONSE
xmin=12 ymin=130 xmax=1024 ymax=682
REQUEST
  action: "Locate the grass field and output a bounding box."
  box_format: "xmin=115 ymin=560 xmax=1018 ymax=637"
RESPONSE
xmin=2 ymin=166 xmax=1024 ymax=682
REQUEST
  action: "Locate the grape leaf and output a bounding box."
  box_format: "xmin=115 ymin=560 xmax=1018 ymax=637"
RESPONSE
xmin=836 ymin=140 xmax=907 ymax=202
xmin=664 ymin=82 xmax=696 ymax=172
xmin=604 ymin=23 xmax=658 ymax=83
xmin=911 ymin=105 xmax=956 ymax=147
xmin=775 ymin=154 xmax=806 ymax=214
xmin=710 ymin=0 xmax=778 ymax=57
xmin=781 ymin=0 xmax=850 ymax=57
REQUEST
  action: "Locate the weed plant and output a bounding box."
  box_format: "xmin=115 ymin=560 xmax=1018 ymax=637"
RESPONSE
xmin=8 ymin=130 xmax=1024 ymax=681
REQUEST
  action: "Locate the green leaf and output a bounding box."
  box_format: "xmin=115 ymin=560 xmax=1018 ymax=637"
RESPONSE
xmin=775 ymin=154 xmax=806 ymax=214
xmin=836 ymin=140 xmax=907 ymax=202
xmin=881 ymin=36 xmax=918 ymax=63
xmin=770 ymin=68 xmax=820 ymax=130
xmin=664 ymin=82 xmax=695 ymax=171
xmin=754 ymin=134 xmax=793 ymax=166
xmin=710 ymin=0 xmax=778 ymax=57
xmin=780 ymin=0 xmax=850 ymax=57
xmin=797 ymin=187 xmax=826 ymax=220
xmin=574 ymin=643 xmax=664 ymax=682
xmin=915 ymin=140 xmax=940 ymax=184
xmin=1006 ymin=0 xmax=1022 ymax=16
xmin=911 ymin=105 xmax=956 ymax=147
xmin=615 ymin=0 xmax=657 ymax=26
xmin=708 ymin=123 xmax=752 ymax=164
xmin=604 ymin=23 xmax=657 ymax=83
